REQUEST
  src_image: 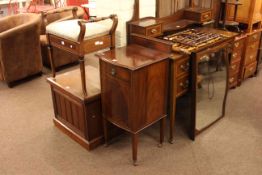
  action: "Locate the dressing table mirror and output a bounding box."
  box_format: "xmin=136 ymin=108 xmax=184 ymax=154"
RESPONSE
xmin=130 ymin=0 xmax=234 ymax=141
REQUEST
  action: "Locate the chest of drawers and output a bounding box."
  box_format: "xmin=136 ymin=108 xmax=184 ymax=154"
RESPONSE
xmin=98 ymin=44 xmax=169 ymax=165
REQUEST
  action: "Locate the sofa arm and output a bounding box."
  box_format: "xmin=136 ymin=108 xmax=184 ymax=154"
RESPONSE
xmin=0 ymin=15 xmax=41 ymax=39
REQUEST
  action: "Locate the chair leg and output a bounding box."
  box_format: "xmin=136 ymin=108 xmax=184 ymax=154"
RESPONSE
xmin=132 ymin=133 xmax=138 ymax=166
xmin=47 ymin=46 xmax=56 ymax=78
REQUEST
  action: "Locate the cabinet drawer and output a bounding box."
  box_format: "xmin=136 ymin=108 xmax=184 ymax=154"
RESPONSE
xmin=244 ymin=50 xmax=258 ymax=66
xmin=50 ymin=36 xmax=79 ymax=54
xmin=229 ymin=61 xmax=240 ymax=75
xmin=244 ymin=61 xmax=257 ymax=79
xmin=176 ymin=75 xmax=189 ymax=97
xmin=247 ymin=32 xmax=261 ymax=44
xmin=84 ymin=35 xmax=111 ymax=53
xmin=176 ymin=57 xmax=190 ymax=77
xmin=145 ymin=24 xmax=162 ymax=37
xmin=247 ymin=41 xmax=260 ymax=51
xmin=233 ymin=39 xmax=245 ymax=51
xmin=231 ymin=50 xmax=242 ymax=63
xmin=228 ymin=73 xmax=238 ymax=88
xmin=201 ymin=11 xmax=212 ymax=22
xmin=101 ymin=61 xmax=131 ymax=83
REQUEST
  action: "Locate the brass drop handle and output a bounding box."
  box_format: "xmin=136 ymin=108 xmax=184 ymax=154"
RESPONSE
xmin=229 ymin=77 xmax=235 ymax=83
xmin=233 ymin=53 xmax=237 ymax=58
xmin=180 ymin=62 xmax=190 ymax=71
xmin=203 ymin=14 xmax=209 ymax=19
xmin=61 ymin=41 xmax=65 ymax=45
xmin=151 ymin=28 xmax=157 ymax=34
xmin=70 ymin=45 xmax=73 ymax=48
xmin=111 ymin=68 xmax=116 ymax=76
xmin=231 ymin=64 xmax=237 ymax=70
xmin=253 ymin=34 xmax=258 ymax=40
xmin=91 ymin=115 xmax=96 ymax=119
xmin=199 ymin=55 xmax=210 ymax=62
xmin=180 ymin=80 xmax=189 ymax=89
xmin=249 ymin=55 xmax=254 ymax=60
xmin=234 ymin=42 xmax=239 ymax=48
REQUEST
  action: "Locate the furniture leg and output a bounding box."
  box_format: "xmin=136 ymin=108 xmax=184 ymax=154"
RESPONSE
xmin=79 ymin=56 xmax=87 ymax=96
xmin=132 ymin=133 xmax=138 ymax=166
xmin=47 ymin=46 xmax=56 ymax=78
xmin=158 ymin=117 xmax=165 ymax=147
xmin=103 ymin=118 xmax=108 ymax=147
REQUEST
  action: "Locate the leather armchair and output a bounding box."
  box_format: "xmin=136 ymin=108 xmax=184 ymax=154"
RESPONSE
xmin=40 ymin=6 xmax=85 ymax=68
xmin=0 ymin=13 xmax=42 ymax=87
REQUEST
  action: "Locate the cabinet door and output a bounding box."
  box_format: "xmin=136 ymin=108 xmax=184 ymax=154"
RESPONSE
xmin=100 ymin=63 xmax=130 ymax=130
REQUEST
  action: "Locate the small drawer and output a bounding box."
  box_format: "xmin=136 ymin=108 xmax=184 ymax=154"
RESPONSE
xmin=233 ymin=39 xmax=245 ymax=51
xmin=145 ymin=24 xmax=162 ymax=37
xmin=247 ymin=41 xmax=260 ymax=51
xmin=244 ymin=51 xmax=258 ymax=66
xmin=228 ymin=73 xmax=238 ymax=88
xmin=84 ymin=35 xmax=111 ymax=53
xmin=201 ymin=11 xmax=212 ymax=22
xmin=102 ymin=62 xmax=131 ymax=83
xmin=176 ymin=57 xmax=190 ymax=77
xmin=176 ymin=75 xmax=189 ymax=97
xmin=50 ymin=36 xmax=79 ymax=54
xmin=229 ymin=61 xmax=240 ymax=75
xmin=231 ymin=50 xmax=242 ymax=63
xmin=247 ymin=32 xmax=261 ymax=44
xmin=243 ymin=61 xmax=257 ymax=79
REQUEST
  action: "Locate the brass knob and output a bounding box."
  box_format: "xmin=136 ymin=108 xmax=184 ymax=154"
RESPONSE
xmin=231 ymin=65 xmax=237 ymax=70
xmin=229 ymin=77 xmax=234 ymax=83
xmin=249 ymin=55 xmax=254 ymax=60
xmin=234 ymin=42 xmax=239 ymax=48
xmin=61 ymin=41 xmax=65 ymax=45
xmin=180 ymin=63 xmax=189 ymax=71
xmin=203 ymin=14 xmax=209 ymax=19
xmin=253 ymin=34 xmax=257 ymax=39
xmin=233 ymin=53 xmax=237 ymax=58
xmin=111 ymin=68 xmax=116 ymax=76
xmin=151 ymin=29 xmax=157 ymax=34
xmin=91 ymin=115 xmax=96 ymax=119
xmin=179 ymin=80 xmax=189 ymax=89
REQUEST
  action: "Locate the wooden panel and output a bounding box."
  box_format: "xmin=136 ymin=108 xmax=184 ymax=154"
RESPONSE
xmin=146 ymin=61 xmax=168 ymax=125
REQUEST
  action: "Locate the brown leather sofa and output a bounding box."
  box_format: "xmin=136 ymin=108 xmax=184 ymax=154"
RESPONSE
xmin=40 ymin=6 xmax=85 ymax=68
xmin=0 ymin=13 xmax=42 ymax=87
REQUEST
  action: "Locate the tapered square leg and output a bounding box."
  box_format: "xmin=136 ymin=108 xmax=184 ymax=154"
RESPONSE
xmin=103 ymin=118 xmax=108 ymax=147
xmin=158 ymin=117 xmax=165 ymax=147
xmin=132 ymin=133 xmax=138 ymax=166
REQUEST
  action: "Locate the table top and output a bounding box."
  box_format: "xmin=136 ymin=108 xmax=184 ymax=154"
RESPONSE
xmin=96 ymin=44 xmax=170 ymax=70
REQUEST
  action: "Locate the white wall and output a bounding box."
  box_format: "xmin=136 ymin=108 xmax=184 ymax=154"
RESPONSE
xmin=90 ymin=0 xmax=156 ymax=47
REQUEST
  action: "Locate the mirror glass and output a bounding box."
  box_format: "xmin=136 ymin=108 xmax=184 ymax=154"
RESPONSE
xmin=196 ymin=51 xmax=227 ymax=131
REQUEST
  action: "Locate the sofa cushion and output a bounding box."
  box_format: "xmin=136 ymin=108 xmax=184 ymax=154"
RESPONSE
xmin=46 ymin=19 xmax=113 ymax=42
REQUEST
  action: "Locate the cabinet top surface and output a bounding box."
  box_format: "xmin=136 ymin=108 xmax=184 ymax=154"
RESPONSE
xmin=129 ymin=17 xmax=161 ymax=27
xmin=97 ymin=44 xmax=169 ymax=70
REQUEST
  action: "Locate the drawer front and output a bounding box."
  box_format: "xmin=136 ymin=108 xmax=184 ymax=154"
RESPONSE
xmin=229 ymin=61 xmax=240 ymax=75
xmin=176 ymin=75 xmax=189 ymax=97
xmin=244 ymin=61 xmax=257 ymax=79
xmin=233 ymin=39 xmax=245 ymax=51
xmin=84 ymin=35 xmax=111 ymax=53
xmin=176 ymin=57 xmax=190 ymax=77
xmin=244 ymin=49 xmax=258 ymax=66
xmin=145 ymin=24 xmax=162 ymax=37
xmin=231 ymin=49 xmax=242 ymax=63
xmin=101 ymin=61 xmax=131 ymax=83
xmin=228 ymin=73 xmax=238 ymax=88
xmin=50 ymin=35 xmax=79 ymax=54
xmin=201 ymin=11 xmax=212 ymax=22
xmin=247 ymin=41 xmax=260 ymax=51
xmin=247 ymin=32 xmax=261 ymax=44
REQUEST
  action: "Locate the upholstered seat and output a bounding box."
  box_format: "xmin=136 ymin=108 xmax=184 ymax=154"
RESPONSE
xmin=0 ymin=13 xmax=42 ymax=87
xmin=46 ymin=19 xmax=113 ymax=42
xmin=40 ymin=6 xmax=85 ymax=68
